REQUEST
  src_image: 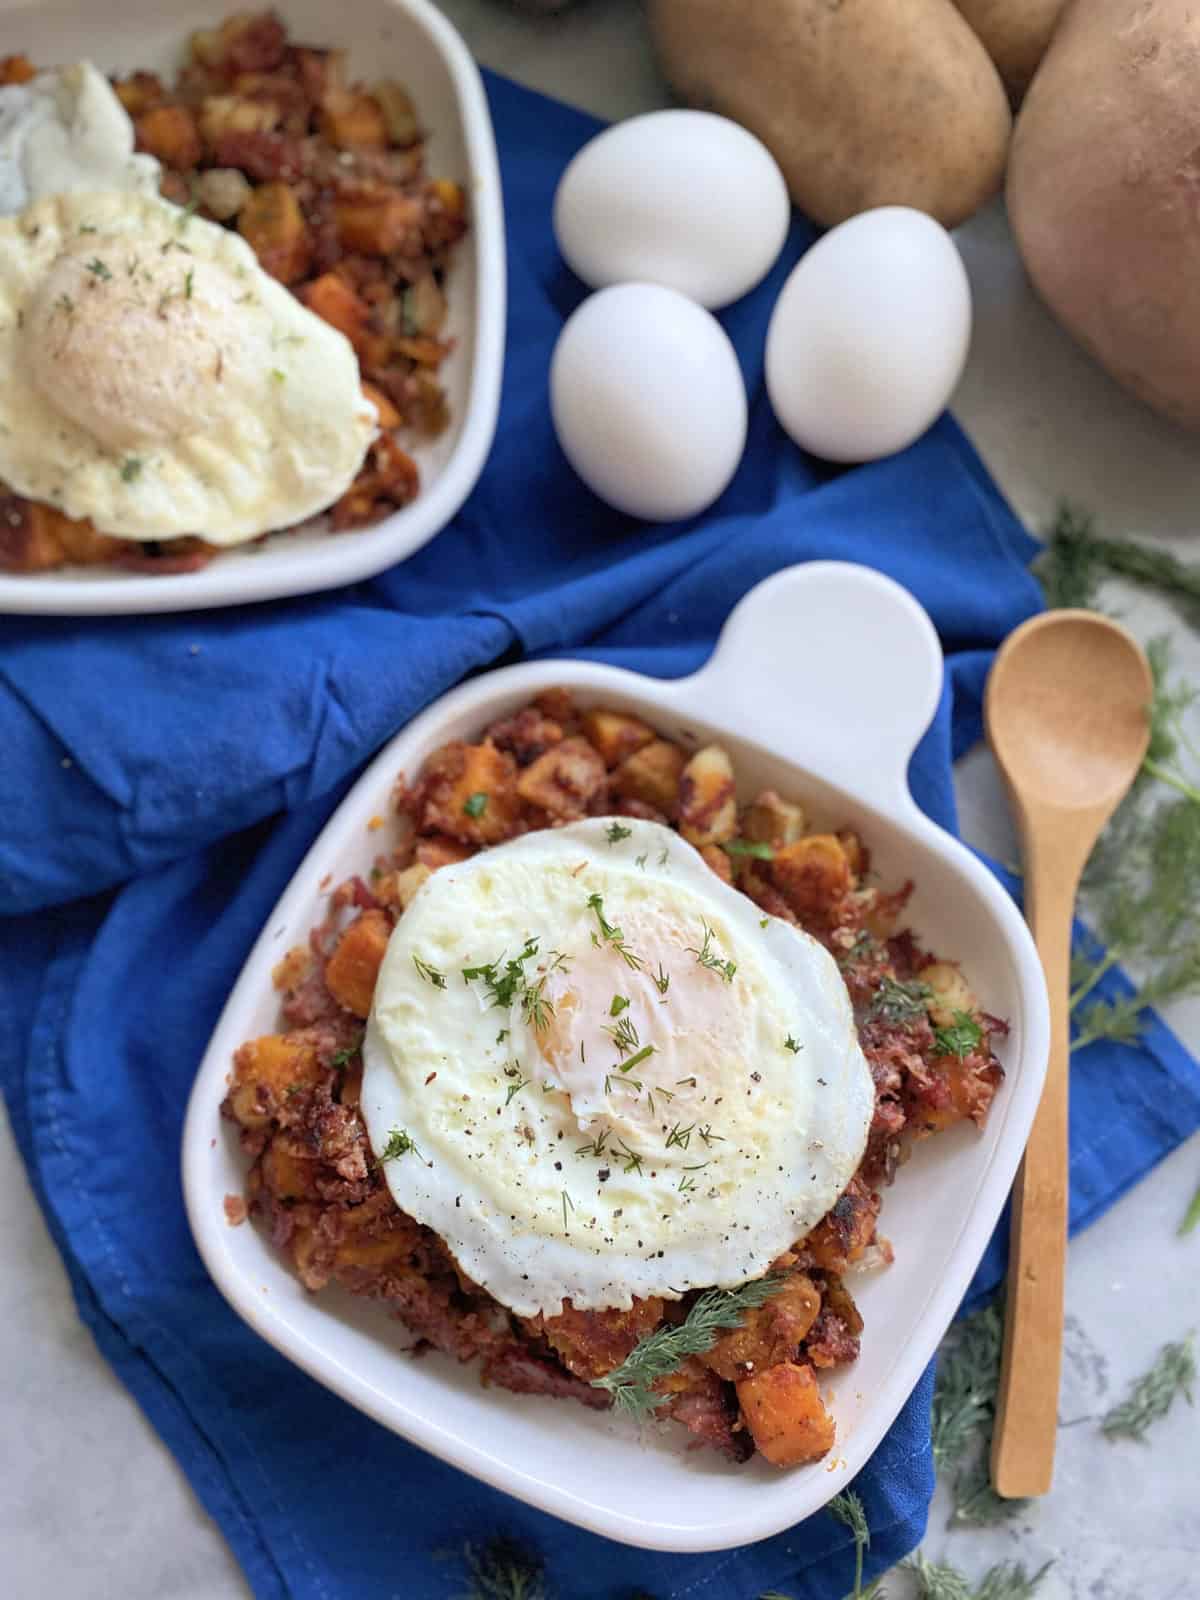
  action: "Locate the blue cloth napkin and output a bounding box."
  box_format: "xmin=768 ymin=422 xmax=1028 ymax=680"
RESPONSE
xmin=2 ymin=70 xmax=1198 ymax=1600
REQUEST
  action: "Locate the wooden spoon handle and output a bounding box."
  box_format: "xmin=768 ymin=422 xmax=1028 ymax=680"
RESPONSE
xmin=990 ymin=842 xmax=1079 ymax=1498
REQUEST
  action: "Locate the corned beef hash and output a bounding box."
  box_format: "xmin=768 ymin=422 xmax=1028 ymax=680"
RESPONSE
xmin=0 ymin=12 xmax=465 ymax=576
xmin=222 ymin=692 xmax=1005 ymax=1467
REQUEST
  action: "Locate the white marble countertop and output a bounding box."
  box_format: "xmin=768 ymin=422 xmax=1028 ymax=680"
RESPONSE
xmin=4 ymin=4 xmax=1199 ymax=1596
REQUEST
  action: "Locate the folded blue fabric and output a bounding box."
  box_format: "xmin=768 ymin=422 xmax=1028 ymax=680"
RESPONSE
xmin=1 ymin=70 xmax=1197 ymax=1600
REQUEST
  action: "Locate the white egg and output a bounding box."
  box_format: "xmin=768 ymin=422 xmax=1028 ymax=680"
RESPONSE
xmin=765 ymin=206 xmax=972 ymax=463
xmin=553 ymin=110 xmax=790 ymax=310
xmin=550 ymin=284 xmax=747 ymax=522
xmin=0 ymin=191 xmax=376 ymax=544
xmin=0 ymin=62 xmax=160 ymax=217
xmin=362 ymin=818 xmax=874 ymax=1320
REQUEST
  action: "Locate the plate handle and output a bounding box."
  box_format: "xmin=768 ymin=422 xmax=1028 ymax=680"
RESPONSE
xmin=664 ymin=562 xmax=943 ymax=818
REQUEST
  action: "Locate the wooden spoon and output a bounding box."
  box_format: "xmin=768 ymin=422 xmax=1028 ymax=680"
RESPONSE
xmin=984 ymin=609 xmax=1152 ymax=1498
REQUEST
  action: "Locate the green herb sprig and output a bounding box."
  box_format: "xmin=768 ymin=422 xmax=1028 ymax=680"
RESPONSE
xmin=931 ymin=1299 xmax=1026 ymax=1526
xmin=826 ymin=1490 xmax=873 ymax=1600
xmin=687 ymin=920 xmax=736 ymax=983
xmin=590 ymin=1274 xmax=787 ymax=1415
xmin=1100 ymin=1335 xmax=1195 ymax=1441
xmin=905 ymin=1554 xmax=1050 ymax=1600
xmin=458 ymin=1537 xmax=546 ymax=1600
xmin=932 ymin=1012 xmax=984 ymax=1060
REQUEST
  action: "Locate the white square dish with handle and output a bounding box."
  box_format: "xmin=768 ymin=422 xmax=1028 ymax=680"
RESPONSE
xmin=182 ymin=561 xmax=1050 ymax=1552
xmin=0 ymin=0 xmax=505 ymax=615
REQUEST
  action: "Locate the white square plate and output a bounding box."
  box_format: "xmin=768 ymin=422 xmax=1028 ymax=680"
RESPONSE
xmin=182 ymin=561 xmax=1050 ymax=1551
xmin=0 ymin=0 xmax=505 ymax=614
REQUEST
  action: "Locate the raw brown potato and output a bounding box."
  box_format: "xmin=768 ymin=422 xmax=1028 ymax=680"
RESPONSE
xmin=950 ymin=0 xmax=1069 ymax=100
xmin=1007 ymin=0 xmax=1200 ymax=432
xmin=646 ymin=0 xmax=1011 ymax=227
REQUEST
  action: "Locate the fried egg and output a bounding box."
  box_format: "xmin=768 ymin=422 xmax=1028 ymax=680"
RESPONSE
xmin=0 ymin=62 xmax=160 ymax=217
xmin=0 ymin=190 xmax=376 ymax=543
xmin=362 ymin=819 xmax=874 ymax=1319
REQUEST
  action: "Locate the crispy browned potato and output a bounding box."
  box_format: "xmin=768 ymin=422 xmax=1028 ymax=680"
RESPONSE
xmin=516 ymin=736 xmax=606 ymax=820
xmin=237 ymin=180 xmax=311 ymax=283
xmin=319 ymin=89 xmax=388 ymax=149
xmin=736 ymin=1361 xmax=836 ymax=1466
xmin=610 ymin=739 xmax=686 ymax=817
xmin=740 ymin=790 xmax=807 ymax=850
xmin=703 ymin=1276 xmax=821 ymax=1381
xmin=539 ymin=1298 xmax=665 ymax=1381
xmin=135 ymin=104 xmax=203 ymax=169
xmin=678 ymin=744 xmax=738 ymax=847
xmin=417 ymin=742 xmax=522 ymax=845
xmin=579 ymin=708 xmax=657 ymax=768
xmin=324 ymin=909 xmax=392 ymax=1017
xmin=770 ymin=835 xmax=851 ymax=920
xmin=334 ymin=191 xmax=421 ymax=255
xmin=227 ymin=1032 xmax=324 ymax=1129
xmin=805 ymin=1175 xmax=880 ymax=1274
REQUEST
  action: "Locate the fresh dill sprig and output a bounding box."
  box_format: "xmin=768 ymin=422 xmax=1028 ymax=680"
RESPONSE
xmin=604 ymin=1013 xmax=640 ymax=1057
xmin=328 ymin=1036 xmax=363 ymax=1073
xmin=906 ymin=1554 xmax=1050 ymax=1600
xmin=827 ymin=1490 xmax=870 ymax=1599
xmin=1100 ymin=1335 xmax=1195 ymax=1441
xmin=947 ymin=1456 xmax=1026 ymax=1528
xmin=1036 ymin=501 xmax=1200 ymax=623
xmin=605 ymin=820 xmax=632 ymax=844
xmin=687 ymin=920 xmax=736 ymax=983
xmin=520 ymin=974 xmax=555 ymax=1033
xmin=458 ymin=1538 xmax=546 ymax=1600
xmin=587 ymin=893 xmax=643 ymax=970
xmin=1181 ymin=1178 xmax=1200 ymax=1237
xmin=931 ymin=1301 xmax=1003 ymax=1473
xmin=590 ymin=1274 xmax=788 ymax=1415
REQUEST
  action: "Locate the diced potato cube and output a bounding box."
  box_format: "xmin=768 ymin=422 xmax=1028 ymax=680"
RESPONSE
xmin=324 ymin=909 xmax=392 ymax=1018
xmin=361 ymin=381 xmax=401 ymax=430
xmin=414 ymin=835 xmax=476 ymax=871
xmin=0 ymin=55 xmax=36 ymax=86
xmin=678 ymin=744 xmax=737 ymax=847
xmin=516 ymin=736 xmax=606 ymax=820
xmin=227 ymin=1033 xmax=323 ymax=1128
xmin=319 ymin=89 xmax=388 ymax=150
xmin=197 ymin=166 xmax=253 ymax=221
xmin=334 ymin=192 xmax=421 ymax=256
xmin=741 ymin=790 xmax=807 ymax=850
xmin=393 ymin=861 xmax=431 ymax=909
xmin=373 ymin=80 xmax=421 ymax=146
xmin=134 ymin=104 xmax=202 ymax=169
xmin=736 ymin=1361 xmax=836 ymax=1467
xmin=259 ymin=1137 xmax=320 ymax=1202
xmin=298 ymin=272 xmax=370 ymax=349
xmin=200 ymin=93 xmax=280 ymax=146
xmin=922 ymin=961 xmax=978 ymax=1026
xmin=112 ymin=72 xmax=165 ymax=116
xmin=700 ymin=844 xmax=733 ymax=884
xmin=704 ymin=1277 xmax=821 ymax=1381
xmin=580 ymin=708 xmax=657 ymax=769
xmin=237 ymin=181 xmax=311 ymax=284
xmin=418 ymin=741 xmax=522 ymax=844
xmin=610 ymin=739 xmax=686 ymax=817
xmin=770 ymin=835 xmax=851 ymax=920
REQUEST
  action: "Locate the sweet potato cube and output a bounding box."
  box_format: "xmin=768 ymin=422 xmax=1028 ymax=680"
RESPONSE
xmin=704 ymin=1277 xmax=821 ymax=1382
xmin=319 ymin=89 xmax=388 ymax=149
xmin=334 ymin=192 xmax=421 ymax=255
xmin=418 ymin=741 xmax=522 ymax=844
xmin=298 ymin=272 xmax=370 ymax=348
xmin=135 ymin=104 xmax=203 ymax=169
xmin=736 ymin=1361 xmax=836 ymax=1467
xmin=237 ymin=180 xmax=311 ymax=284
xmin=324 ymin=910 xmax=391 ymax=1018
xmin=579 ymin=708 xmax=657 ymax=769
xmin=259 ymin=1137 xmax=321 ymax=1202
xmin=610 ymin=739 xmax=686 ymax=817
xmin=770 ymin=835 xmax=851 ymax=920
xmin=228 ymin=1032 xmax=323 ymax=1129
xmin=678 ymin=744 xmax=737 ymax=847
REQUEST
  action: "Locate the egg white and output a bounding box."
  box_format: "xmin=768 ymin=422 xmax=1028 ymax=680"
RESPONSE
xmin=362 ymin=819 xmax=874 ymax=1319
xmin=0 ymin=190 xmax=377 ymax=543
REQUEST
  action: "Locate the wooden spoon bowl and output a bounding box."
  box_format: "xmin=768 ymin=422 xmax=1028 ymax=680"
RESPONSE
xmin=984 ymin=608 xmax=1152 ymax=1498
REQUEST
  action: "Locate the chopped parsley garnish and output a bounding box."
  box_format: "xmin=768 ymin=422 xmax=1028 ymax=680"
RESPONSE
xmin=120 ymin=457 xmax=144 ymax=484
xmin=463 ymin=937 xmax=540 ymax=1008
xmin=85 ymin=257 xmax=112 ymax=281
xmin=687 ymin=920 xmax=736 ymax=983
xmin=328 ymin=1038 xmax=363 ymax=1073
xmin=378 ymin=1127 xmax=420 ymax=1162
xmin=932 ymin=1011 xmax=984 ymax=1059
xmin=605 ymin=821 xmax=633 ymax=844
xmin=463 ymin=791 xmax=488 ymax=818
xmin=412 ymin=953 xmax=447 ymax=989
xmin=609 ymin=994 xmax=630 ymax=1017
xmin=784 ymin=1034 xmax=803 ymax=1054
xmin=724 ymin=839 xmax=775 ymax=860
